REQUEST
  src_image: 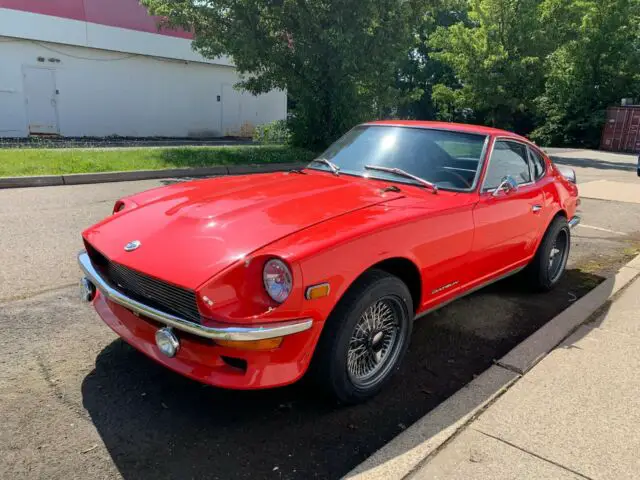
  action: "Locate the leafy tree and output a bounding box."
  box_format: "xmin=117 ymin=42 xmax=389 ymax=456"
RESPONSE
xmin=395 ymin=0 xmax=469 ymax=120
xmin=142 ymin=0 xmax=428 ymax=149
xmin=428 ymin=0 xmax=555 ymax=133
xmin=532 ymin=0 xmax=640 ymax=147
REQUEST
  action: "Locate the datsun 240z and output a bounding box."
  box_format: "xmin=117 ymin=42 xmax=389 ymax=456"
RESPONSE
xmin=79 ymin=121 xmax=580 ymax=403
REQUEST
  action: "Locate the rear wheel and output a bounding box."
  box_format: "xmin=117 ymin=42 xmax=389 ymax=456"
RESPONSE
xmin=310 ymin=270 xmax=413 ymax=404
xmin=527 ymin=216 xmax=571 ymax=291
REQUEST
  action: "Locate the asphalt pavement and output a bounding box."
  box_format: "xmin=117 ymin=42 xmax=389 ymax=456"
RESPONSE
xmin=1 ymin=149 xmax=639 ymax=479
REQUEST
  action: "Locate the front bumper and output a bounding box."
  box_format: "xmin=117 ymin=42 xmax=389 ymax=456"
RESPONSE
xmin=78 ymin=251 xmax=313 ymax=341
xmin=78 ymin=251 xmax=321 ymax=389
xmin=568 ymin=215 xmax=581 ymax=229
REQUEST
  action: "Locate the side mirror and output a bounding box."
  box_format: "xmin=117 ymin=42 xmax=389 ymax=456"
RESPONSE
xmin=556 ymin=165 xmax=577 ymax=183
xmin=492 ymin=175 xmax=518 ymax=197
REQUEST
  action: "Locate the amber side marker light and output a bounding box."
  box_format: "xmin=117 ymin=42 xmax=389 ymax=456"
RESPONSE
xmin=215 ymin=337 xmax=283 ymax=351
xmin=305 ymin=283 xmax=330 ymax=300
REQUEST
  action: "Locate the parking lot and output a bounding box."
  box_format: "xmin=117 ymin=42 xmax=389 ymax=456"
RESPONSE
xmin=1 ymin=150 xmax=639 ymax=480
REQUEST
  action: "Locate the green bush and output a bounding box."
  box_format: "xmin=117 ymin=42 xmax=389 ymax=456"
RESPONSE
xmin=253 ymin=120 xmax=291 ymax=145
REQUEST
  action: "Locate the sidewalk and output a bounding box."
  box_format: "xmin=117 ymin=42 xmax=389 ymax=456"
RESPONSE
xmin=410 ymin=275 xmax=640 ymax=479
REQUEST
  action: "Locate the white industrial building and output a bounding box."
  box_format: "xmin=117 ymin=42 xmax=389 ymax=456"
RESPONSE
xmin=0 ymin=1 xmax=287 ymax=138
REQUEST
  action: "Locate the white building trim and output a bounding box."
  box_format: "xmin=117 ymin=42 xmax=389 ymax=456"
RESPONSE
xmin=0 ymin=7 xmax=232 ymax=66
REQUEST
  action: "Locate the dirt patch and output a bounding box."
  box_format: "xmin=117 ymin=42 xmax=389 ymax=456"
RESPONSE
xmin=573 ymin=238 xmax=640 ymax=278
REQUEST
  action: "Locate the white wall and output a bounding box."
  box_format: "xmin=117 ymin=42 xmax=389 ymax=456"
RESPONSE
xmin=0 ymin=37 xmax=287 ymax=138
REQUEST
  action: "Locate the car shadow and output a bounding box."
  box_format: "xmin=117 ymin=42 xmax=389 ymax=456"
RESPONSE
xmin=550 ymin=155 xmax=637 ymax=172
xmin=81 ymin=268 xmax=604 ymax=480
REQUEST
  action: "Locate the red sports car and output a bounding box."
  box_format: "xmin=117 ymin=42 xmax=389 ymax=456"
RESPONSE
xmin=79 ymin=121 xmax=580 ymax=403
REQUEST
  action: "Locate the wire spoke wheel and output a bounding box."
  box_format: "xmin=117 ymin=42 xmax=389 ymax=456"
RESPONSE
xmin=347 ymin=297 xmax=403 ymax=388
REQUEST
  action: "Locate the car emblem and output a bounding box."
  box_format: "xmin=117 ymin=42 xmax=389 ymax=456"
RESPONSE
xmin=124 ymin=240 xmax=141 ymax=252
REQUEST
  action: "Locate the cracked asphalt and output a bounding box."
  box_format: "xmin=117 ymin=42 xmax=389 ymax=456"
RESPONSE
xmin=1 ymin=150 xmax=639 ymax=479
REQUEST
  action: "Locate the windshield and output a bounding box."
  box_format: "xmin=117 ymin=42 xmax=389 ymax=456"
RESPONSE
xmin=309 ymin=125 xmax=488 ymax=191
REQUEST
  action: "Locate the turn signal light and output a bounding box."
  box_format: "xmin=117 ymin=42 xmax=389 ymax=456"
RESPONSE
xmin=305 ymin=283 xmax=330 ymax=300
xmin=215 ymin=337 xmax=283 ymax=351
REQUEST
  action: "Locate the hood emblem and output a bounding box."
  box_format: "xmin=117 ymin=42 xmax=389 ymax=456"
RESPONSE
xmin=124 ymin=240 xmax=141 ymax=252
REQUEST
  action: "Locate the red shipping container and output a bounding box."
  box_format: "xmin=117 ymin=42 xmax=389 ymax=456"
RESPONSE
xmin=600 ymin=106 xmax=640 ymax=153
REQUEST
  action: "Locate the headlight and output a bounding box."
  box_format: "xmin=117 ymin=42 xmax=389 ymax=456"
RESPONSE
xmin=263 ymin=259 xmax=293 ymax=303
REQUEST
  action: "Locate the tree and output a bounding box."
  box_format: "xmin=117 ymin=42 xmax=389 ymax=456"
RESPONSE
xmin=142 ymin=0 xmax=428 ymax=149
xmin=428 ymin=0 xmax=554 ymax=133
xmin=532 ymin=0 xmax=640 ymax=147
xmin=395 ymin=0 xmax=469 ymax=120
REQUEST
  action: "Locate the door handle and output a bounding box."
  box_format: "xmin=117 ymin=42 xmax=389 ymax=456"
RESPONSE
xmin=532 ymin=205 xmax=542 ymax=213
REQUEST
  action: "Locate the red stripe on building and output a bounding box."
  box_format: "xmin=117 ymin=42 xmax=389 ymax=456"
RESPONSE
xmin=0 ymin=0 xmax=192 ymax=38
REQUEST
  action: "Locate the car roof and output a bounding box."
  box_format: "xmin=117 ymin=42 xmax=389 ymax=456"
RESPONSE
xmin=364 ymin=120 xmax=529 ymax=141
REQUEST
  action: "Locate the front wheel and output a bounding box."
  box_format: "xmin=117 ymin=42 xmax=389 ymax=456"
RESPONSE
xmin=310 ymin=270 xmax=413 ymax=404
xmin=527 ymin=216 xmax=571 ymax=291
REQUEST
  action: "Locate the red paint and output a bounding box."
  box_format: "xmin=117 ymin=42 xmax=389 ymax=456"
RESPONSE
xmin=94 ymin=292 xmax=322 ymax=389
xmin=1 ymin=0 xmax=86 ymax=21
xmin=82 ymin=121 xmax=579 ymax=390
xmin=1 ymin=0 xmax=191 ymax=38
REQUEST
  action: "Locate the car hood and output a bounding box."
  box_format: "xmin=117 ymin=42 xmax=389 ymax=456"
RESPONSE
xmin=83 ymin=171 xmax=403 ymax=289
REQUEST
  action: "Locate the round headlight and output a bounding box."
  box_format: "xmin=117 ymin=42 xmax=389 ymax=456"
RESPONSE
xmin=263 ymin=259 xmax=293 ymax=303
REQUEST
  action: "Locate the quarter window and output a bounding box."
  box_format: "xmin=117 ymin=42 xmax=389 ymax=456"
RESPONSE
xmin=528 ymin=148 xmax=547 ymax=180
xmin=483 ymin=141 xmax=531 ymax=190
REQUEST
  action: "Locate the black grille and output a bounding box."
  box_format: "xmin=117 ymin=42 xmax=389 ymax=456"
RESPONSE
xmin=85 ymin=242 xmax=201 ymax=324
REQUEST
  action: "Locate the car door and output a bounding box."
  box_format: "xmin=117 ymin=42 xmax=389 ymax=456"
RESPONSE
xmin=470 ymin=138 xmax=545 ymax=281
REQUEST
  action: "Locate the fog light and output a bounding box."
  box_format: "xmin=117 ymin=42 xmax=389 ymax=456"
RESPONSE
xmin=80 ymin=277 xmax=96 ymax=302
xmin=155 ymin=327 xmax=180 ymax=357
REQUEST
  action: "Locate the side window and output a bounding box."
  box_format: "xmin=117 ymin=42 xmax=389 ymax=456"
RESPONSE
xmin=483 ymin=141 xmax=531 ymax=190
xmin=528 ymin=147 xmax=547 ymax=180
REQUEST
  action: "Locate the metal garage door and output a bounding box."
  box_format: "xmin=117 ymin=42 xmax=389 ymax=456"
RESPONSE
xmin=23 ymin=67 xmax=59 ymax=135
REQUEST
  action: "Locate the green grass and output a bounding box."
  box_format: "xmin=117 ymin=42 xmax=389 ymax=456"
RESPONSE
xmin=0 ymin=145 xmax=316 ymax=177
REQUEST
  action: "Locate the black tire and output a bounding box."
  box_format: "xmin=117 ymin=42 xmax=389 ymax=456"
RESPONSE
xmin=309 ymin=269 xmax=413 ymax=404
xmin=527 ymin=215 xmax=571 ymax=291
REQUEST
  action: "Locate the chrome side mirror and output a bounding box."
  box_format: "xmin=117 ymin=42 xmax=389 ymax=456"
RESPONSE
xmin=556 ymin=165 xmax=577 ymax=183
xmin=492 ymin=175 xmax=518 ymax=197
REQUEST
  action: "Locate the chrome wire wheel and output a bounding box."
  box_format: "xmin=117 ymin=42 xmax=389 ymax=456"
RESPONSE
xmin=548 ymin=228 xmax=569 ymax=283
xmin=347 ymin=297 xmax=403 ymax=388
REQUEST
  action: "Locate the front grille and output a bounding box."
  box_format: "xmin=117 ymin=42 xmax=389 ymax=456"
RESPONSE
xmin=85 ymin=242 xmax=201 ymax=324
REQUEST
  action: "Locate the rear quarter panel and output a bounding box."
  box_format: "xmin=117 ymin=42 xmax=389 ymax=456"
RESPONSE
xmin=540 ymin=151 xmax=579 ymax=222
xmin=531 ymin=150 xmax=580 ymax=252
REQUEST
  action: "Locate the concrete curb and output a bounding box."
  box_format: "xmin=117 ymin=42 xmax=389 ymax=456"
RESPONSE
xmin=345 ymin=253 xmax=640 ymax=480
xmin=497 ymin=264 xmax=640 ymax=374
xmin=345 ymin=366 xmax=520 ymax=480
xmin=0 ymin=162 xmax=306 ymax=189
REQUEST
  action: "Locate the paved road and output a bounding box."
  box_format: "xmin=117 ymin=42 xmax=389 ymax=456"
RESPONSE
xmin=1 ymin=151 xmax=639 ymax=480
xmin=0 ymin=180 xmax=161 ymax=302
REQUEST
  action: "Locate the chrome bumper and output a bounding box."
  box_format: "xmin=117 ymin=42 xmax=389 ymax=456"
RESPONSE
xmin=78 ymin=251 xmax=313 ymax=341
xmin=568 ymin=216 xmax=581 ymax=229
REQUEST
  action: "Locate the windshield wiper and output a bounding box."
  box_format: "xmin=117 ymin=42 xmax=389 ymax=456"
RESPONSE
xmin=309 ymin=157 xmax=340 ymax=175
xmin=364 ymin=165 xmax=438 ymax=194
